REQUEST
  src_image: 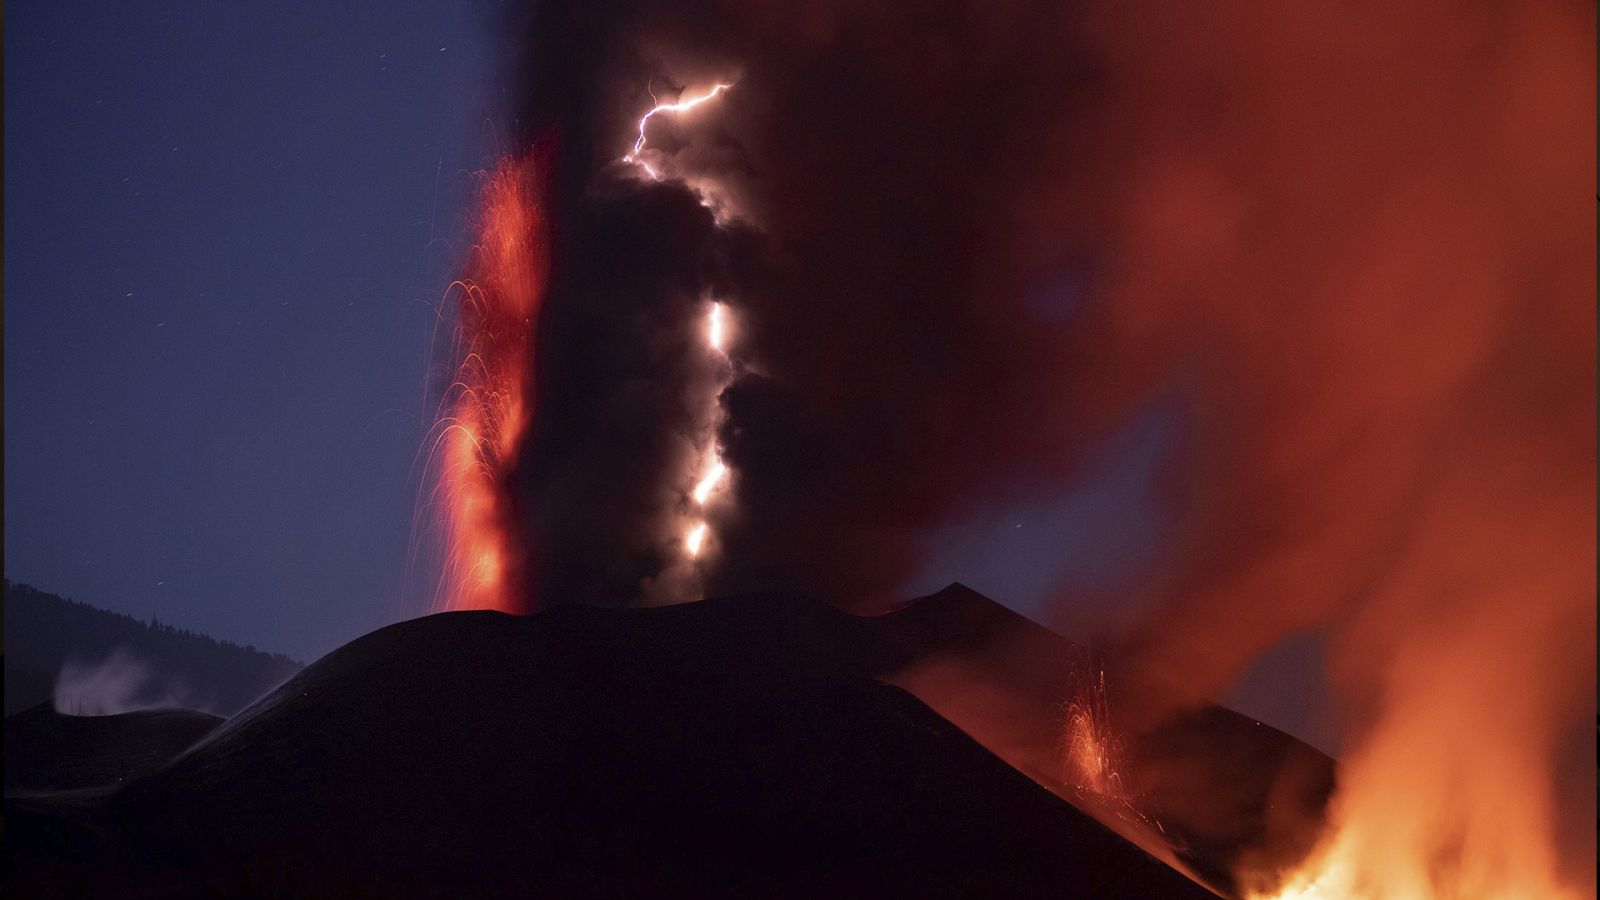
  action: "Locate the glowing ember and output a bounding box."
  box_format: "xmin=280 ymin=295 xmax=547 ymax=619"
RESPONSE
xmin=430 ymin=155 xmax=546 ymax=613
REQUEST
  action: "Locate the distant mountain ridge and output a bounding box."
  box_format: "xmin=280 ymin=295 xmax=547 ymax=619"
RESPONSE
xmin=3 ymin=580 xmax=303 ymax=716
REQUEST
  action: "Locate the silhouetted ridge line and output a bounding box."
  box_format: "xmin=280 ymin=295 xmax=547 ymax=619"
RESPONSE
xmin=4 ymin=580 xmax=303 ymax=716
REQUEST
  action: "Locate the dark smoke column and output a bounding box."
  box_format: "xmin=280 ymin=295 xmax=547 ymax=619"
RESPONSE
xmin=500 ymin=1 xmax=1106 ymax=610
xmin=493 ymin=3 xmax=1595 ymax=895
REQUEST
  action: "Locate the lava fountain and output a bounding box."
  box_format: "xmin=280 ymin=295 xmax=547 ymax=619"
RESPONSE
xmin=1063 ymin=666 xmax=1129 ymax=801
xmin=1060 ymin=656 xmax=1167 ymax=840
xmin=432 ymin=155 xmax=548 ymax=613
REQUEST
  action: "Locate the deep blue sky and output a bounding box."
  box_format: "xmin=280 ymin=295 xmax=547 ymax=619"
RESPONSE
xmin=5 ymin=1 xmax=509 ymax=660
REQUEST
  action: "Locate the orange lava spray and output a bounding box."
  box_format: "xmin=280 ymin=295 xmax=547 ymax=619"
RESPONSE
xmin=1063 ymin=666 xmax=1130 ymax=801
xmin=431 ymin=154 xmax=548 ymax=613
xmin=1059 ymin=657 xmax=1165 ymax=836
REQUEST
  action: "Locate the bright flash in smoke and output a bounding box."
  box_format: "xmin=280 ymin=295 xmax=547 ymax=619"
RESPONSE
xmin=616 ymin=81 xmax=741 ymax=581
xmin=622 ymin=82 xmax=735 ymax=180
xmin=679 ymin=303 xmax=733 ymax=563
xmin=679 ymin=298 xmax=735 ymax=565
xmin=690 ymin=304 xmax=731 ymax=507
xmin=692 ymin=459 xmax=727 ymax=506
xmin=708 ymin=301 xmax=727 ymax=353
xmin=685 ymin=522 xmax=709 ymax=558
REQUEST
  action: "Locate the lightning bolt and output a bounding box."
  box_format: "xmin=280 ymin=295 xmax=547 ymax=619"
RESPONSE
xmin=682 ymin=300 xmax=732 ymax=563
xmin=617 ymin=81 xmax=740 ymax=583
xmin=622 ymin=82 xmax=735 ymax=180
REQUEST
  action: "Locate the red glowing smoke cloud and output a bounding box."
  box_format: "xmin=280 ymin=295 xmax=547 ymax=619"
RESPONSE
xmin=433 ymin=155 xmax=548 ymax=613
xmin=477 ymin=4 xmax=1594 ymax=893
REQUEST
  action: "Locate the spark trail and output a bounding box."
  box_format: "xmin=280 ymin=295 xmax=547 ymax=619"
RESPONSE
xmin=429 ymin=156 xmax=547 ymax=613
xmin=1061 ymin=661 xmax=1163 ymax=827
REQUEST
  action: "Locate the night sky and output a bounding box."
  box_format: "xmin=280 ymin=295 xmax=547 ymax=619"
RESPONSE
xmin=9 ymin=3 xmax=1447 ymax=758
xmin=3 ymin=2 xmax=1158 ymax=666
xmin=5 ymin=1 xmax=510 ymax=661
xmin=6 ymin=6 xmax=1594 ymax=894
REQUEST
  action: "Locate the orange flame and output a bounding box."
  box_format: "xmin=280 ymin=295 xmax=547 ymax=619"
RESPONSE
xmin=1251 ymin=609 xmax=1590 ymax=900
xmin=433 ymin=155 xmax=547 ymax=612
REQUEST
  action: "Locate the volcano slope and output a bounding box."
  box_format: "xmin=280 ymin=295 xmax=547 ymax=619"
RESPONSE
xmin=7 ymin=588 xmax=1325 ymax=897
xmin=6 ymin=704 xmax=223 ymax=793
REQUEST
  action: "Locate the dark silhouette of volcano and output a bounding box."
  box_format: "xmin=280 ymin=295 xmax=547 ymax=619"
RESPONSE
xmin=6 ymin=704 xmax=223 ymax=793
xmin=7 ymin=586 xmax=1331 ymax=897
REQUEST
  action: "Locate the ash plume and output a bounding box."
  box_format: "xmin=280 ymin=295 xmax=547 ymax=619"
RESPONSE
xmin=486 ymin=0 xmax=1594 ymax=892
xmin=501 ymin=0 xmax=1117 ymax=607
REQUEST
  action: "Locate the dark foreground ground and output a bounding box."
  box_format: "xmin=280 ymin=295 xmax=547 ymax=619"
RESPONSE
xmin=7 ymin=588 xmax=1330 ymax=897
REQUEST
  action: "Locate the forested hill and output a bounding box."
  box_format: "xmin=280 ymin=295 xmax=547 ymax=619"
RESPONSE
xmin=4 ymin=580 xmax=303 ymax=716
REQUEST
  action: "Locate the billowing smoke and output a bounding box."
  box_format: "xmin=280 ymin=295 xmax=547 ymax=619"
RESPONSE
xmin=502 ymin=1 xmax=1119 ymax=606
xmin=484 ymin=0 xmax=1593 ymax=893
xmin=54 ymin=648 xmax=207 ymax=716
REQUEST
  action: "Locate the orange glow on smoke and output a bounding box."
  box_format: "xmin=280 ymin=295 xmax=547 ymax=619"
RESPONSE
xmin=1250 ymin=593 xmax=1591 ymax=900
xmin=434 ymin=155 xmax=547 ymax=612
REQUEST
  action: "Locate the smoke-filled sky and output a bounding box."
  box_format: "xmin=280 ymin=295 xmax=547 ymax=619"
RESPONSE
xmin=488 ymin=3 xmax=1593 ymax=891
xmin=3 ymin=2 xmax=1157 ymax=683
xmin=491 ymin=5 xmax=1594 ymax=893
xmin=489 ymin=0 xmax=1592 ymax=755
xmin=5 ymin=6 xmax=1593 ymax=841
